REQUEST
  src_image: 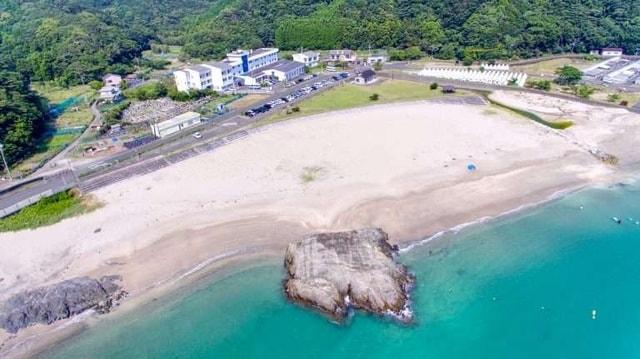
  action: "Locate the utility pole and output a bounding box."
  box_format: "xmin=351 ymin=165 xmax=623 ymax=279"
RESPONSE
xmin=0 ymin=144 xmax=12 ymax=180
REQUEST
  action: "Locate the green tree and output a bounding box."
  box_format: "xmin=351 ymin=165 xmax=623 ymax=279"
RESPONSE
xmin=555 ymin=65 xmax=583 ymax=85
xmin=89 ymin=80 xmax=103 ymax=90
xmin=0 ymin=70 xmax=47 ymax=166
xmin=575 ymin=84 xmax=595 ymax=98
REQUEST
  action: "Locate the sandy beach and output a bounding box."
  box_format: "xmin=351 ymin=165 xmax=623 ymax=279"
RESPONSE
xmin=1 ymin=93 xmax=639 ymax=357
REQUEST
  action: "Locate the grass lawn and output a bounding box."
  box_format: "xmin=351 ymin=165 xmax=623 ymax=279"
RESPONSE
xmin=196 ymin=95 xmax=238 ymax=115
xmin=228 ymin=94 xmax=269 ymax=110
xmin=32 ymin=82 xmax=94 ymax=103
xmin=13 ymin=133 xmax=78 ymax=175
xmin=32 ymin=82 xmax=95 ymax=128
xmin=591 ymin=89 xmax=640 ymax=107
xmin=256 ymin=79 xmax=459 ymax=126
xmin=511 ymin=57 xmax=596 ymax=77
xmin=0 ymin=190 xmax=100 ymax=232
xmin=55 ymin=106 xmax=93 ymax=127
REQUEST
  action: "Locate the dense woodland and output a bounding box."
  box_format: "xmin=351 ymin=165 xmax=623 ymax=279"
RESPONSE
xmin=1 ymin=0 xmax=640 ymax=167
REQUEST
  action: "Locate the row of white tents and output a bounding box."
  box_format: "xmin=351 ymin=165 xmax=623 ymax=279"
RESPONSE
xmin=480 ymin=63 xmax=510 ymax=71
xmin=417 ymin=67 xmax=528 ymax=87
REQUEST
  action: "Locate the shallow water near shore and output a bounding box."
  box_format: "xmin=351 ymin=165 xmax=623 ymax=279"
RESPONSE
xmin=43 ymin=181 xmax=640 ymax=359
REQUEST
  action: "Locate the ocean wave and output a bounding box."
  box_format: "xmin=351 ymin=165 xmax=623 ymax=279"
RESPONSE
xmin=399 ymin=186 xmax=579 ymax=253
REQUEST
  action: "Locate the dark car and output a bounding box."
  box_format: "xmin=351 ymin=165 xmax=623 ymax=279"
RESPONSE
xmin=339 ymin=72 xmax=349 ymax=78
xmin=332 ymin=76 xmax=341 ymax=81
xmin=244 ymin=110 xmax=255 ymax=117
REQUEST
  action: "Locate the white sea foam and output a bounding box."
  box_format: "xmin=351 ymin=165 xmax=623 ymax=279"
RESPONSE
xmin=399 ymin=186 xmax=580 ymax=253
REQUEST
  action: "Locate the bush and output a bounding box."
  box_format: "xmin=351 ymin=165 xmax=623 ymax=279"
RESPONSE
xmin=607 ymin=93 xmax=621 ymax=102
xmin=167 ymin=85 xmax=216 ymax=102
xmin=462 ymin=58 xmax=473 ymax=66
xmin=620 ymin=100 xmax=629 ymax=107
xmin=574 ymin=84 xmax=595 ymax=98
xmin=526 ymin=79 xmax=552 ymax=91
xmin=430 ymin=82 xmax=438 ymax=90
xmin=89 ymin=80 xmax=103 ymax=90
xmin=102 ymin=100 xmax=131 ymax=125
xmin=389 ymin=46 xmax=423 ymax=61
xmin=124 ymin=82 xmax=167 ymax=100
xmin=369 ymin=93 xmax=379 ymax=101
xmin=291 ymin=106 xmax=300 ymax=112
xmin=555 ymin=65 xmax=583 ymax=85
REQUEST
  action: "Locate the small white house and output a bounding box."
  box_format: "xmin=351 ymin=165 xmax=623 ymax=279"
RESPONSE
xmin=367 ymin=54 xmax=387 ymax=65
xmin=292 ymin=51 xmax=320 ymax=67
xmin=328 ymin=49 xmax=357 ymax=63
xmin=103 ymin=74 xmax=122 ymax=87
xmin=150 ymin=111 xmax=201 ymax=138
xmin=98 ymin=86 xmax=122 ymax=102
xmin=602 ymin=48 xmax=624 ymax=57
xmin=354 ymin=69 xmax=376 ymax=85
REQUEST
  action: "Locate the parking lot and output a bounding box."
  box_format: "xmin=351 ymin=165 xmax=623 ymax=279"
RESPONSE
xmin=244 ymin=72 xmax=350 ymax=118
xmin=583 ymin=57 xmax=640 ymax=90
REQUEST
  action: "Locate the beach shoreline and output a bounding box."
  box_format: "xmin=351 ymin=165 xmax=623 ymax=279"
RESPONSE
xmin=5 ymin=167 xmax=630 ymax=359
xmin=1 ymin=94 xmax=639 ymax=358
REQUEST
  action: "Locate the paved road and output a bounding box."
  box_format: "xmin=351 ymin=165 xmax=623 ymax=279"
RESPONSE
xmin=0 ymin=72 xmax=349 ymax=214
xmin=32 ymin=101 xmax=103 ymax=179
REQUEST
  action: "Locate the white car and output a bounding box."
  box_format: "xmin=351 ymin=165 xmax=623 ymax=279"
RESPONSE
xmin=192 ymin=132 xmax=202 ymax=139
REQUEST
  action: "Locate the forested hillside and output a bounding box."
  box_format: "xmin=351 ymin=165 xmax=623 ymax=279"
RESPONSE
xmin=2 ymin=0 xmax=639 ymax=84
xmin=0 ymin=69 xmax=47 ymax=167
xmin=1 ymin=0 xmax=640 ymax=168
xmin=182 ymin=0 xmax=640 ymax=60
xmin=0 ymin=0 xmax=213 ymax=86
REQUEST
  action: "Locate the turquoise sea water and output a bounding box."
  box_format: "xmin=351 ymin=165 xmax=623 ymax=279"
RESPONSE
xmin=44 ymin=181 xmax=640 ymax=359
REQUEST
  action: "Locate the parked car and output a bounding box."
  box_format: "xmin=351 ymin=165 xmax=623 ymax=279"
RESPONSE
xmin=192 ymin=132 xmax=202 ymax=139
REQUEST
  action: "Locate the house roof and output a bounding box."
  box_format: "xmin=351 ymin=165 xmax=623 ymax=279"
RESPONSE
xmin=602 ymin=47 xmax=623 ymax=51
xmin=330 ymin=49 xmax=353 ymax=55
xmin=103 ymin=73 xmax=121 ymax=80
xmin=262 ymin=60 xmax=305 ymax=73
xmin=187 ymin=65 xmax=211 ymax=74
xmin=204 ymin=61 xmax=232 ymax=71
xmin=359 ymin=69 xmax=376 ymax=80
xmin=157 ymin=111 xmax=201 ymax=128
xmin=249 ymin=48 xmax=279 ymax=59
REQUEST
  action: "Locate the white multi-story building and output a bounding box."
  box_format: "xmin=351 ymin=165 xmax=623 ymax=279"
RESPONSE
xmin=226 ymin=48 xmax=279 ymax=72
xmin=173 ymin=65 xmax=213 ymax=92
xmin=203 ymin=61 xmax=244 ymax=90
xmin=292 ymin=51 xmax=320 ymax=67
xmin=174 ymin=48 xmax=280 ymax=92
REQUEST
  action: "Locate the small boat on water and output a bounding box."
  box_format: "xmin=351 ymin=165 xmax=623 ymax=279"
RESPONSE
xmin=612 ymin=217 xmax=622 ymax=224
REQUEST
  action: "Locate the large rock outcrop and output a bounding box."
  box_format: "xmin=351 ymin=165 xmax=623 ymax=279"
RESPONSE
xmin=0 ymin=275 xmax=126 ymax=333
xmin=284 ymin=228 xmax=414 ymax=323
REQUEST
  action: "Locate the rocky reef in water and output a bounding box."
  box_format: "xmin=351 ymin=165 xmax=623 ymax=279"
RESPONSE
xmin=284 ymin=228 xmax=414 ymax=323
xmin=0 ymin=275 xmax=127 ymax=333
